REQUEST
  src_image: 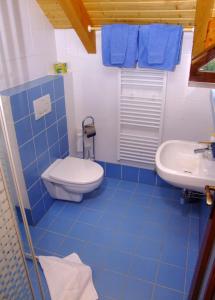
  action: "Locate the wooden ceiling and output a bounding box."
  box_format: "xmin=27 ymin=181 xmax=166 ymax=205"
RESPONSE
xmin=36 ymin=0 xmax=215 ymax=55
xmin=38 ymin=0 xmax=199 ymax=29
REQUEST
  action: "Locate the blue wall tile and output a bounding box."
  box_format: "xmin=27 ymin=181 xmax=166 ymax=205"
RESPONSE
xmin=23 ymin=161 xmax=39 ymax=189
xmin=28 ymin=181 xmax=43 ymax=207
xmin=139 ymin=168 xmax=156 ymax=185
xmin=15 ymin=117 xmax=32 ymax=146
xmin=37 ymin=151 xmax=50 ymax=175
xmin=54 ymin=77 xmax=64 ymax=99
xmin=31 ymin=198 xmax=46 ymax=224
xmin=16 ymin=206 xmax=33 ymax=225
xmin=47 ymin=123 xmax=58 ymax=147
xmin=56 ymin=97 xmax=66 ymax=119
xmin=7 ymin=75 xmax=69 ymax=224
xmin=59 ymin=134 xmax=69 ymax=156
xmin=34 ymin=131 xmax=48 ymax=157
xmin=99 ymin=160 xmax=175 ymax=189
xmin=49 ymin=143 xmax=60 ymax=163
xmin=122 ymin=165 xmax=139 ymax=182
xmin=42 ymin=193 xmax=54 ymax=211
xmin=27 ymin=86 xmax=42 ymax=113
xmin=106 ymin=163 xmax=122 ymax=179
xmin=156 ymin=174 xmax=173 ymax=188
xmin=10 ymin=91 xmax=29 ymax=122
xmin=41 ymin=81 xmax=54 ymax=102
xmin=45 ymin=103 xmax=57 ymax=127
xmin=19 ymin=140 xmax=36 ymax=169
xmin=58 ymin=116 xmax=67 ymax=138
xmin=31 ymin=115 xmax=45 ymax=135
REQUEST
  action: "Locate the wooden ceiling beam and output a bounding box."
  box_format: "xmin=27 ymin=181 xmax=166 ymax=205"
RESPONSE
xmin=57 ymin=0 xmax=96 ymax=53
xmin=192 ymin=0 xmax=215 ymax=58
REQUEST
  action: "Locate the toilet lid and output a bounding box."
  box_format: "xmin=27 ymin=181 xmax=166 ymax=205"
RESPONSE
xmin=49 ymin=157 xmax=104 ymax=185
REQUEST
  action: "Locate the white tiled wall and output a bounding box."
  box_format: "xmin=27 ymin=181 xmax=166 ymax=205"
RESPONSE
xmin=55 ymin=30 xmax=214 ymax=166
xmin=0 ymin=0 xmax=57 ymax=91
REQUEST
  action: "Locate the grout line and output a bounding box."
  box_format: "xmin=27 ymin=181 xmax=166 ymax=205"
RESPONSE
xmin=18 ymin=113 xmax=67 ymax=150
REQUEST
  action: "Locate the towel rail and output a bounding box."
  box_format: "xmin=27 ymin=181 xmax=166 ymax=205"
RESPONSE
xmin=88 ymin=25 xmax=194 ymax=32
xmin=118 ymin=68 xmax=167 ymax=165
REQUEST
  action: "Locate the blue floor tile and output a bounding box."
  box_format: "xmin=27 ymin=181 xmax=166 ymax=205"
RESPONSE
xmin=48 ymin=215 xmax=75 ymax=235
xmin=98 ymin=211 xmax=124 ymax=231
xmin=188 ymin=231 xmax=199 ymax=251
xmin=142 ymin=221 xmax=166 ymax=242
xmin=153 ymin=286 xmax=184 ymax=300
xmin=135 ymin=237 xmax=162 ymax=260
xmin=105 ymin=249 xmax=132 ymax=274
xmin=56 ymin=237 xmax=86 ymax=257
xmin=161 ymin=243 xmax=187 ymax=268
xmin=125 ymin=203 xmax=147 ymax=219
xmin=35 ymin=231 xmax=65 ymax=254
xmin=113 ymin=232 xmax=140 ymax=254
xmin=81 ymin=243 xmax=108 ymax=269
xmin=163 ymin=226 xmax=189 ymax=248
xmin=153 ymin=186 xmax=177 ymax=199
xmin=118 ymin=218 xmax=145 ymax=236
xmin=112 ymin=189 xmax=134 ymax=202
xmin=60 ymin=203 xmax=83 ymax=219
xmin=124 ymin=276 xmax=153 ymax=300
xmin=102 ymin=177 xmax=120 ymax=189
xmin=47 ymin=200 xmax=66 ymax=215
xmin=69 ymin=222 xmax=95 ymax=241
xmin=89 ymin=227 xmax=115 ymax=248
xmin=190 ymin=217 xmax=199 ymax=234
xmin=135 ymin=183 xmax=154 ymax=195
xmin=185 ymin=268 xmax=194 ymax=294
xmin=130 ymin=193 xmax=151 ymax=207
xmin=187 ymin=249 xmax=198 ymax=271
xmin=117 ymin=180 xmax=137 ymax=191
xmin=29 ymin=225 xmax=46 ymax=239
xmin=130 ymin=256 xmax=158 ymax=282
xmin=22 ymin=176 xmax=200 ymax=300
xmin=105 ymin=199 xmax=130 ymax=216
xmin=36 ymin=213 xmax=56 ymax=229
xmin=94 ymin=269 xmax=126 ymax=299
xmin=77 ymin=207 xmax=102 ymax=226
xmin=157 ymin=263 xmax=185 ymax=292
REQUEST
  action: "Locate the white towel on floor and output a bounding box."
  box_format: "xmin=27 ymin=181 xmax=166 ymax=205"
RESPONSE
xmin=38 ymin=253 xmax=98 ymax=300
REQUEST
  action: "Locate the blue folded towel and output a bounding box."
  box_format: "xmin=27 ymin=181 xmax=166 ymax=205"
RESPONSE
xmin=123 ymin=25 xmax=139 ymax=68
xmin=102 ymin=24 xmax=139 ymax=68
xmin=101 ymin=25 xmax=112 ymax=66
xmin=110 ymin=24 xmax=129 ymax=65
xmin=148 ymin=24 xmax=170 ymax=64
xmin=138 ymin=24 xmax=183 ymax=71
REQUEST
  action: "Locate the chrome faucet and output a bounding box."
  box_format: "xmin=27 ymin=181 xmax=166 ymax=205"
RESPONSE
xmin=194 ymin=146 xmax=210 ymax=154
xmin=194 ymin=141 xmax=211 ymax=154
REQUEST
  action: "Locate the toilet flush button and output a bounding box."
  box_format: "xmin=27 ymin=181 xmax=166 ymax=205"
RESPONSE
xmin=33 ymin=94 xmax=51 ymax=120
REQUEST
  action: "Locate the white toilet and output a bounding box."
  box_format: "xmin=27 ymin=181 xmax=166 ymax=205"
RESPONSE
xmin=41 ymin=156 xmax=104 ymax=202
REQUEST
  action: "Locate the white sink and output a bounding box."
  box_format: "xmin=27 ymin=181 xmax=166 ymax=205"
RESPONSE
xmin=156 ymin=140 xmax=215 ymax=192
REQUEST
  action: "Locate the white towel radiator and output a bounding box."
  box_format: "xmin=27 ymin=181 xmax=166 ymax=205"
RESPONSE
xmin=118 ymin=68 xmax=167 ymax=166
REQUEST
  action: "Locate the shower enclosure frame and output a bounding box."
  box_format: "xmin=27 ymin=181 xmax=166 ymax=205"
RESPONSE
xmin=0 ymin=97 xmax=46 ymax=300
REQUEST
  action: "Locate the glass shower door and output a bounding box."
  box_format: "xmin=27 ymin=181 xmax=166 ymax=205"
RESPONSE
xmin=0 ymin=158 xmax=34 ymax=299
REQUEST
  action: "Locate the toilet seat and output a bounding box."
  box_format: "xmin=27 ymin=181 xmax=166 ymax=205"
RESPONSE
xmin=48 ymin=156 xmax=104 ymax=185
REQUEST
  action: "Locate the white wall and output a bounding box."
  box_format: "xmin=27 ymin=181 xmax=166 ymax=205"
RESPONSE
xmin=0 ymin=0 xmax=57 ymax=91
xmin=55 ymin=29 xmax=214 ymax=166
xmin=163 ymin=33 xmax=213 ymax=141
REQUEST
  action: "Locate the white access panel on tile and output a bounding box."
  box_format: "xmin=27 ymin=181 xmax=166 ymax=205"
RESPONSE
xmin=33 ymin=94 xmax=51 ymax=120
